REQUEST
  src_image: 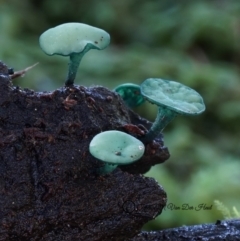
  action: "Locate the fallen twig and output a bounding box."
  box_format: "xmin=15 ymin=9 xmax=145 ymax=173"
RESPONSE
xmin=10 ymin=62 xmax=39 ymax=80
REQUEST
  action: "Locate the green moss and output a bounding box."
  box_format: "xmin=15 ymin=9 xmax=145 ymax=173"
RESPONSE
xmin=214 ymin=200 xmax=240 ymax=219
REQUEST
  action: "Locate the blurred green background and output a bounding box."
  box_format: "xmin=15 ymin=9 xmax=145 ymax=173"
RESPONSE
xmin=1 ymin=0 xmax=240 ymax=231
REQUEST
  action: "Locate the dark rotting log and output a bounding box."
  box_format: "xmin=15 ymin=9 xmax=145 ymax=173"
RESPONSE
xmin=0 ymin=61 xmax=169 ymax=240
xmin=131 ymin=219 xmax=240 ymax=241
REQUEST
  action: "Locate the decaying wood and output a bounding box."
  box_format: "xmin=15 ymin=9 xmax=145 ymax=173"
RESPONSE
xmin=1 ymin=60 xmax=238 ymax=241
xmin=0 ymin=61 xmax=169 ymax=240
xmin=131 ymin=219 xmax=240 ymax=241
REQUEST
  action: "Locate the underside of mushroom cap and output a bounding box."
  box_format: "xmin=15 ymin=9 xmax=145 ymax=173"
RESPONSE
xmin=89 ymin=130 xmax=145 ymax=165
xmin=114 ymin=83 xmax=145 ymax=107
xmin=39 ymin=23 xmax=110 ymax=56
xmin=141 ymin=78 xmax=205 ymax=115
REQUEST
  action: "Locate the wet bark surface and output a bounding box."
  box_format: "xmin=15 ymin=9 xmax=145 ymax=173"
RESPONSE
xmin=131 ymin=219 xmax=240 ymax=241
xmin=0 ymin=61 xmax=169 ymax=240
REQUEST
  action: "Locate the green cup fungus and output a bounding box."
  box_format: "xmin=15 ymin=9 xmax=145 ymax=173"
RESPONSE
xmin=114 ymin=83 xmax=145 ymax=108
xmin=89 ymin=130 xmax=145 ymax=174
xmin=140 ymin=78 xmax=205 ymax=143
xmin=39 ymin=23 xmax=110 ymax=86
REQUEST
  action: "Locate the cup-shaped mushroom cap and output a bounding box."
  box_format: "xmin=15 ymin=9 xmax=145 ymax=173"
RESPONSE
xmin=89 ymin=130 xmax=145 ymax=165
xmin=39 ymin=23 xmax=110 ymax=56
xmin=114 ymin=83 xmax=145 ymax=107
xmin=141 ymin=78 xmax=205 ymax=115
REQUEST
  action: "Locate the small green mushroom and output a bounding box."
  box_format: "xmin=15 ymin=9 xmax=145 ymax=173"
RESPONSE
xmin=114 ymin=83 xmax=145 ymax=108
xmin=140 ymin=78 xmax=205 ymax=143
xmin=39 ymin=23 xmax=110 ymax=86
xmin=89 ymin=130 xmax=145 ymax=174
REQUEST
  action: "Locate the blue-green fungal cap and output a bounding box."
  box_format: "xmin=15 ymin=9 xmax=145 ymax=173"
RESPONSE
xmin=89 ymin=130 xmax=145 ymax=165
xmin=140 ymin=78 xmax=205 ymax=143
xmin=114 ymin=83 xmax=145 ymax=108
xmin=39 ymin=23 xmax=110 ymax=86
xmin=141 ymin=78 xmax=205 ymax=115
xmin=39 ymin=23 xmax=110 ymax=56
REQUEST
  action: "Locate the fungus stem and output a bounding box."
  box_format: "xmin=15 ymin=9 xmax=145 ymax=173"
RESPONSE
xmin=142 ymin=107 xmax=177 ymax=143
xmin=99 ymin=164 xmax=118 ymax=175
xmin=65 ymin=53 xmax=83 ymax=86
xmin=65 ymin=44 xmax=98 ymax=86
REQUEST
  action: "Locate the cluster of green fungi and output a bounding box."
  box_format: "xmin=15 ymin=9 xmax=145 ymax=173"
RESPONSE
xmin=39 ymin=23 xmax=205 ymax=175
